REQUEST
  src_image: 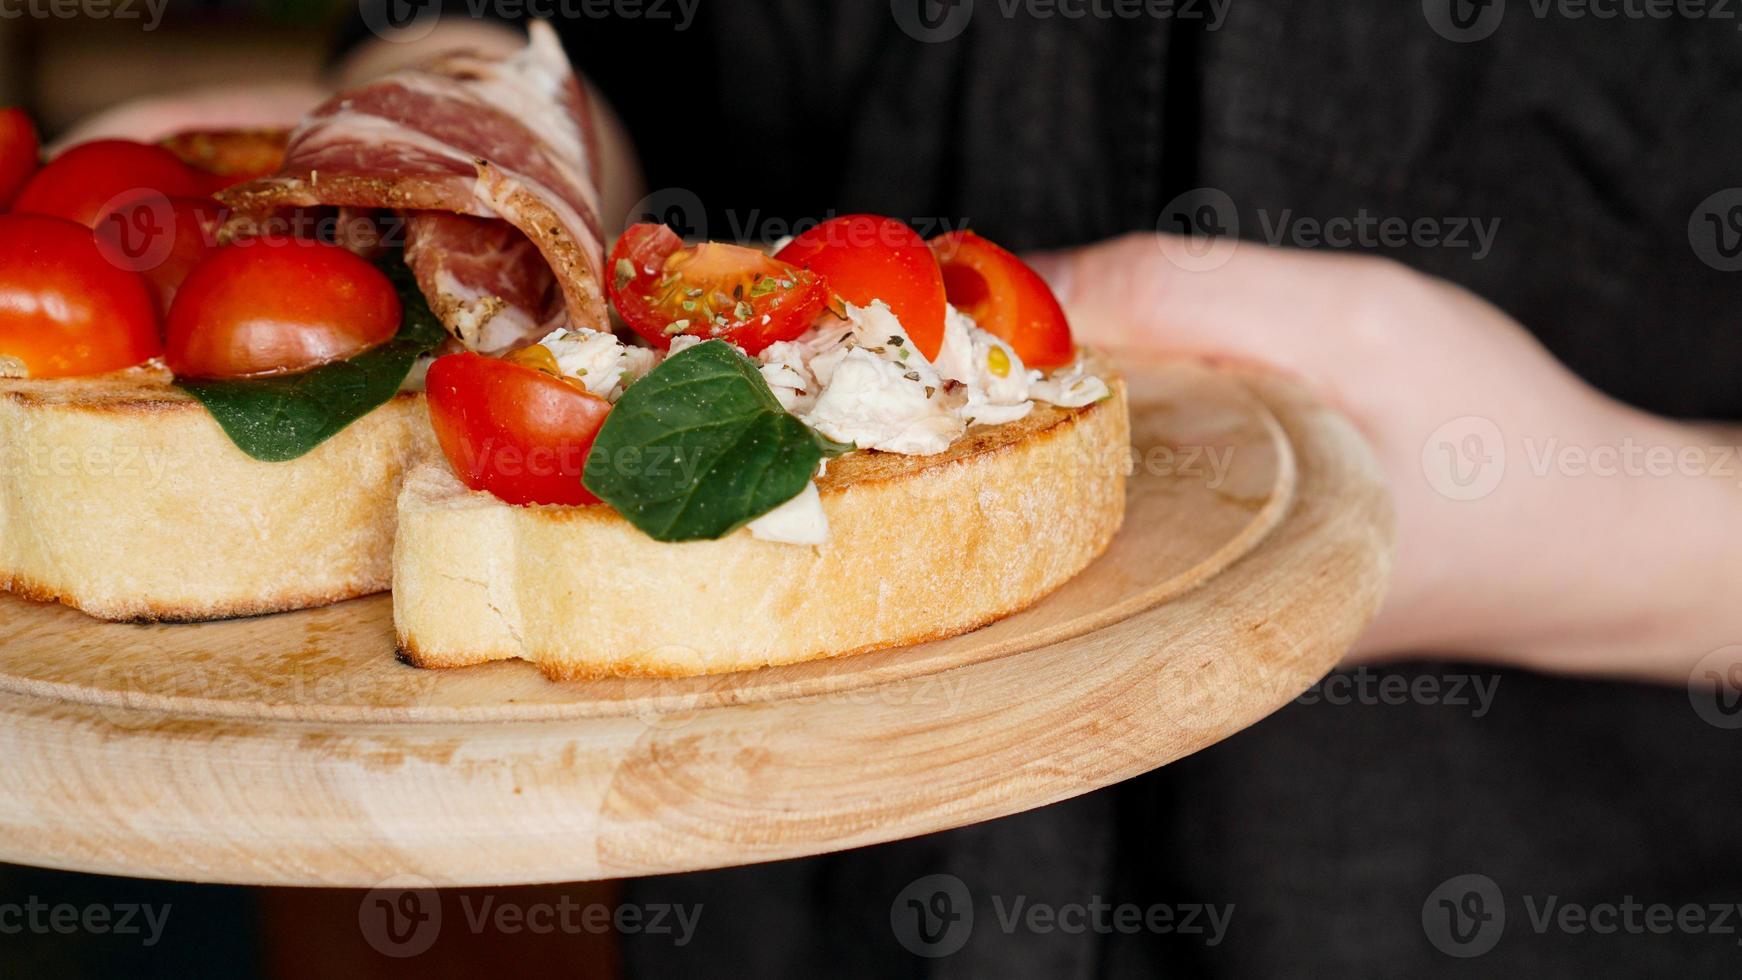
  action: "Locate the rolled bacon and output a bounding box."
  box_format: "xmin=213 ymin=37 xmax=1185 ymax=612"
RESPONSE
xmin=219 ymin=22 xmax=605 ymax=353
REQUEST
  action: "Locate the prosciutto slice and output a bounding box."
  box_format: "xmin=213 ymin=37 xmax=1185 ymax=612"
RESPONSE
xmin=402 ymin=213 xmax=565 ymax=351
xmin=220 ymin=22 xmax=605 ymax=352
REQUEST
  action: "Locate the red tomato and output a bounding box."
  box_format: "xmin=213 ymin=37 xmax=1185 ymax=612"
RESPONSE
xmin=929 ymin=230 xmax=1074 ymax=369
xmin=0 ymin=214 xmax=161 ymax=378
xmin=94 ymin=195 xmax=224 ymax=315
xmin=426 ymin=351 xmax=611 ymax=507
xmin=775 ymin=214 xmax=947 ymax=360
xmin=164 ymin=236 xmax=401 ymax=379
xmin=0 ymin=108 xmax=39 ymax=210
xmin=607 ymin=223 xmax=828 ymax=355
xmin=11 ymin=140 xmax=205 ymax=229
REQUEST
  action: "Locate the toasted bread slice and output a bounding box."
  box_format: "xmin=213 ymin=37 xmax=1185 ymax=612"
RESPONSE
xmin=0 ymin=368 xmax=435 ymax=621
xmin=393 ymin=374 xmax=1130 ymax=679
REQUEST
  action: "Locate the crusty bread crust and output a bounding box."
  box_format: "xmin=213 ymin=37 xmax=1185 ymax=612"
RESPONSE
xmin=0 ymin=368 xmax=435 ymax=621
xmin=393 ymin=374 xmax=1130 ymax=679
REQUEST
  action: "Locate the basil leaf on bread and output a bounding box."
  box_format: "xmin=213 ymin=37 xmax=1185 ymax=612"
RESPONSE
xmin=583 ymin=340 xmax=846 ymax=542
xmin=177 ymin=257 xmax=445 ymax=462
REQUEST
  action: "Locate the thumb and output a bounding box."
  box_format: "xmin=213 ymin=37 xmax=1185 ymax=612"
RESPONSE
xmin=1024 ymin=234 xmax=1176 ymax=353
xmin=1027 ymin=232 xmax=1386 ymax=384
xmin=1027 ymin=233 xmax=1250 ymax=356
xmin=1021 ymin=250 xmax=1073 ymax=305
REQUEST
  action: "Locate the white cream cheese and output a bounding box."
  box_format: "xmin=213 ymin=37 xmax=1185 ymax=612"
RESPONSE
xmin=745 ymin=479 xmax=829 ymax=545
xmin=752 ymin=300 xmax=1099 ymax=455
xmin=399 ymin=355 xmax=433 ymax=392
xmin=535 ymin=326 xmax=658 ymax=401
xmin=1029 ymin=356 xmax=1110 ymax=407
xmin=527 ymin=299 xmax=1105 ymax=546
xmin=932 ymin=306 xmax=1033 ymax=426
xmin=804 ymin=347 xmax=962 ymax=454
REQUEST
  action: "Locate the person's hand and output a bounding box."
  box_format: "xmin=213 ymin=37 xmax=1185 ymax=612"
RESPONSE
xmin=47 ymin=84 xmax=328 ymax=152
xmin=1030 ymin=234 xmax=1742 ymax=682
xmin=47 ymin=21 xmax=524 ymax=150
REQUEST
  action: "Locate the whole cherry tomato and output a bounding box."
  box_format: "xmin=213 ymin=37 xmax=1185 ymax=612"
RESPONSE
xmin=11 ymin=139 xmax=205 ymax=229
xmin=0 ymin=107 xmax=39 ymax=210
xmin=426 ymin=351 xmax=612 ymax=506
xmin=776 ymin=214 xmax=948 ymax=360
xmin=0 ymin=214 xmax=162 ymax=378
xmin=95 ymin=194 xmax=225 ymax=315
xmin=929 ymin=230 xmax=1075 ymax=369
xmin=608 ymin=223 xmax=828 ymax=355
xmin=164 ymin=236 xmax=401 ymax=379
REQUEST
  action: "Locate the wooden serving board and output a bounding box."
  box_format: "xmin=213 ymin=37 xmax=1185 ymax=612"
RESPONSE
xmin=0 ymin=358 xmax=1391 ymax=886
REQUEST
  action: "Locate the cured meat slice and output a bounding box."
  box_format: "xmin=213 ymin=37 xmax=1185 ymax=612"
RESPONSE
xmin=219 ymin=22 xmax=604 ymax=351
xmin=402 ymin=212 xmax=564 ymax=352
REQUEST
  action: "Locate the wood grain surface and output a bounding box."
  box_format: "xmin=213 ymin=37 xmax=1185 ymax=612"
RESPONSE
xmin=0 ymin=358 xmax=1391 ymax=886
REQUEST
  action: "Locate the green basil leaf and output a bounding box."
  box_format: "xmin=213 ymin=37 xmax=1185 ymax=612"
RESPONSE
xmin=176 ymin=255 xmax=447 ymax=462
xmin=582 ymin=340 xmax=837 ymax=542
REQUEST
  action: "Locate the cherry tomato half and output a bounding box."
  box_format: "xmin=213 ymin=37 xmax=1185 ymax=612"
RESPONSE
xmin=775 ymin=214 xmax=947 ymax=360
xmin=95 ymin=194 xmax=224 ymax=315
xmin=607 ymin=223 xmax=828 ymax=355
xmin=12 ymin=139 xmax=205 ymax=229
xmin=0 ymin=214 xmax=162 ymax=378
xmin=929 ymin=230 xmax=1074 ymax=369
xmin=164 ymin=236 xmax=401 ymax=379
xmin=0 ymin=107 xmax=39 ymax=210
xmin=426 ymin=351 xmax=612 ymax=507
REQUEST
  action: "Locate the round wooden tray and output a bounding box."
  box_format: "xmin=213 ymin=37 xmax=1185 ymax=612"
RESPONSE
xmin=0 ymin=358 xmax=1392 ymax=886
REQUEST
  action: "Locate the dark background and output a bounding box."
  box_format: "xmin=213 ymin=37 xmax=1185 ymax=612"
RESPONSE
xmin=0 ymin=3 xmax=335 ymax=134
